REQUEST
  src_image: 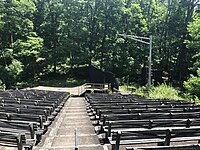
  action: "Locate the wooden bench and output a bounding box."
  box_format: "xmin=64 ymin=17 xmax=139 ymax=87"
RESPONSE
xmin=15 ymin=90 xmax=67 ymax=98
xmin=88 ymin=104 xmax=200 ymax=124
xmin=110 ymin=126 xmax=200 ymax=150
xmin=88 ymin=103 xmax=197 ymax=113
xmin=94 ymin=106 xmax=200 ymax=121
xmin=0 ymin=119 xmax=42 ymax=145
xmin=126 ymin=144 xmax=200 ymax=150
xmin=104 ymin=118 xmax=200 ymax=138
xmin=87 ymin=99 xmax=192 ymax=105
xmin=85 ymin=93 xmax=191 ymax=104
xmin=0 ymin=105 xmax=51 ymax=120
xmin=0 ymin=101 xmax=59 ymax=118
xmin=0 ymin=112 xmax=48 ymax=131
xmin=87 ymin=101 xmax=198 ymax=118
xmin=0 ymin=90 xmax=70 ymax=148
xmin=0 ymin=131 xmax=27 ymax=150
xmin=101 ymin=111 xmax=200 ymax=127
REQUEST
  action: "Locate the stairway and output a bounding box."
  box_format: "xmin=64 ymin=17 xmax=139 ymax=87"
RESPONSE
xmin=33 ymin=97 xmax=104 ymax=150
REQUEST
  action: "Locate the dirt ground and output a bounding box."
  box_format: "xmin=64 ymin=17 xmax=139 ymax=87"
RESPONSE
xmin=30 ymin=86 xmax=82 ymax=96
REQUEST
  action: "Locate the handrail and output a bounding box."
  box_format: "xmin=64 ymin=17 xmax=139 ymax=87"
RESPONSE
xmin=78 ymin=83 xmax=110 ymax=96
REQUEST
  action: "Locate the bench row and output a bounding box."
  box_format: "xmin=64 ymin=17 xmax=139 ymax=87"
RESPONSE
xmin=0 ymin=89 xmax=69 ymax=150
xmin=85 ymin=93 xmax=200 ymax=150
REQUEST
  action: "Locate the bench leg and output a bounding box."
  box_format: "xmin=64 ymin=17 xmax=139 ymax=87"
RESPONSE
xmin=164 ymin=129 xmax=171 ymax=146
xmin=29 ymin=123 xmax=35 ymax=139
xmin=39 ymin=115 xmax=44 ymax=129
xmin=17 ymin=134 xmax=23 ymax=150
xmin=114 ymin=131 xmax=121 ymax=150
xmin=198 ymin=139 xmax=200 ymax=144
xmin=112 ymin=145 xmax=115 ymax=150
xmin=106 ymin=122 xmax=112 ymax=139
xmin=196 ymin=144 xmax=200 ymax=150
xmin=195 ymin=144 xmax=200 ymax=150
xmin=36 ymin=134 xmax=42 ymax=144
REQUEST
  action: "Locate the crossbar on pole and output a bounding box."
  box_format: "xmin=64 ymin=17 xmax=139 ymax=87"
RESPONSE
xmin=129 ymin=37 xmax=150 ymax=45
xmin=118 ymin=34 xmax=150 ymax=40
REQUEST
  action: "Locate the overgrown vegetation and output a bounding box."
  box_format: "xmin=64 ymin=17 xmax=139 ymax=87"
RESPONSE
xmin=184 ymin=68 xmax=200 ymax=102
xmin=120 ymin=75 xmax=200 ymax=103
xmin=120 ymin=83 xmax=184 ymax=100
xmin=149 ymin=83 xmax=183 ymax=100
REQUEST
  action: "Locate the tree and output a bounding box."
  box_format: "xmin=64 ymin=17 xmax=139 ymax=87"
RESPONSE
xmin=186 ymin=13 xmax=200 ymax=71
xmin=0 ymin=0 xmax=199 ymax=88
xmin=0 ymin=0 xmax=43 ymax=87
xmin=184 ymin=68 xmax=200 ymax=99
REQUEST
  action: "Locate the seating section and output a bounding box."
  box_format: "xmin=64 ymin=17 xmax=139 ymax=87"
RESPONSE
xmin=85 ymin=93 xmax=200 ymax=150
xmin=0 ymin=89 xmax=69 ymax=150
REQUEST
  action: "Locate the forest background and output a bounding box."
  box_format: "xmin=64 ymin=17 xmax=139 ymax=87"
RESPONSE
xmin=0 ymin=0 xmax=200 ymax=100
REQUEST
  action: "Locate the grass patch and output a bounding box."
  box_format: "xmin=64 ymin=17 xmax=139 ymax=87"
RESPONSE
xmin=149 ymin=83 xmax=184 ymax=100
xmin=119 ymin=85 xmax=134 ymax=93
xmin=120 ymin=83 xmax=184 ymax=100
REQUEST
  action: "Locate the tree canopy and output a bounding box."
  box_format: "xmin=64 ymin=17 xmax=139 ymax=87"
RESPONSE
xmin=0 ymin=0 xmax=200 ymax=89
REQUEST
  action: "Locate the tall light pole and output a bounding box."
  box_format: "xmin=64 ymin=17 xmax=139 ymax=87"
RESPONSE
xmin=118 ymin=34 xmax=153 ymax=92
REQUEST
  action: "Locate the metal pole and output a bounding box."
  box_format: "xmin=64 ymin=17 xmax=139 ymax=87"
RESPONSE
xmin=118 ymin=33 xmax=153 ymax=92
xmin=75 ymin=128 xmax=78 ymax=150
xmin=148 ymin=35 xmax=152 ymax=92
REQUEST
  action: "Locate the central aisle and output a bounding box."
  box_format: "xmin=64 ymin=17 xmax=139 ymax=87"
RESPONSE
xmin=34 ymin=97 xmax=104 ymax=150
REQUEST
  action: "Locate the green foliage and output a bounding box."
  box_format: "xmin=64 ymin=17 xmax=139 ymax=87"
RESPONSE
xmin=0 ymin=80 xmax=5 ymax=91
xmin=186 ymin=13 xmax=200 ymax=71
xmin=193 ymin=96 xmax=200 ymax=104
xmin=120 ymin=83 xmax=183 ymax=100
xmin=0 ymin=0 xmax=44 ymax=86
xmin=120 ymin=84 xmax=147 ymax=96
xmin=187 ymin=14 xmax=200 ymax=49
xmin=0 ymin=59 xmax=24 ymax=88
xmin=149 ymin=83 xmax=183 ymax=100
xmin=134 ymin=86 xmax=147 ymax=96
xmin=5 ymin=59 xmax=24 ymax=87
xmin=0 ymin=0 xmax=199 ymax=89
xmin=184 ymin=68 xmax=200 ymax=99
xmin=14 ymin=33 xmax=43 ymax=57
xmin=119 ymin=85 xmax=134 ymax=94
xmin=5 ymin=59 xmax=24 ymax=76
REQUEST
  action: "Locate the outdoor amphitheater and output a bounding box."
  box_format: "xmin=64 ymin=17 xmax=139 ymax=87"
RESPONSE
xmin=0 ymin=84 xmax=199 ymax=150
